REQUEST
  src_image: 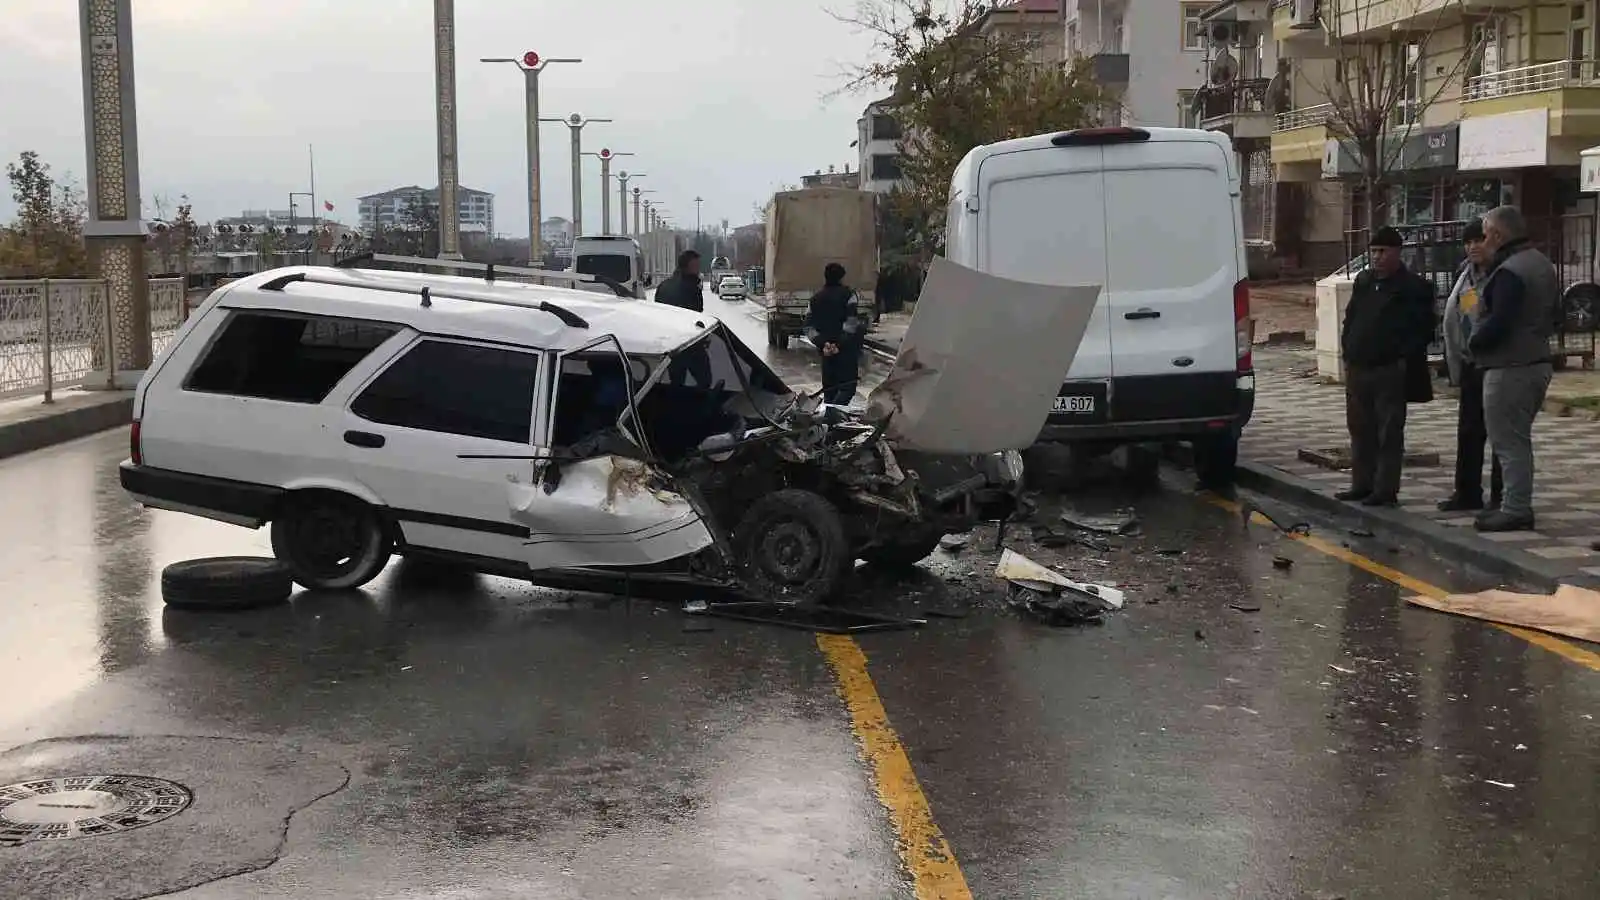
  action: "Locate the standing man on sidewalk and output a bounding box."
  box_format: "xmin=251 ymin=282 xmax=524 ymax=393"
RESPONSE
xmin=806 ymin=263 xmax=864 ymax=405
xmin=1335 ymin=226 xmax=1436 ymax=507
xmin=1470 ymin=205 xmax=1558 ymax=533
xmin=1438 ymin=217 xmax=1503 ymax=512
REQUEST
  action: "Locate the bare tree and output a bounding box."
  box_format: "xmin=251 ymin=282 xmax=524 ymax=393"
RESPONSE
xmin=1311 ymin=0 xmax=1482 ymax=232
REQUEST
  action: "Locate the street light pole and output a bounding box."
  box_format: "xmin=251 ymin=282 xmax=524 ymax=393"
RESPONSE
xmin=481 ymin=51 xmax=581 ymax=264
xmin=583 ymin=150 xmax=632 ymax=235
xmin=616 ymin=173 xmax=645 ymax=236
xmin=631 ymin=186 xmax=655 ymax=241
xmin=694 ymin=196 xmax=704 ymax=238
xmin=539 ymin=114 xmax=612 ymax=237
xmin=433 ymin=0 xmax=462 ymax=259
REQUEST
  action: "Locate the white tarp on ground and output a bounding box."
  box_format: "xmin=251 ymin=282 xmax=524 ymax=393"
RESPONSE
xmin=864 ymin=257 xmax=1100 ymax=454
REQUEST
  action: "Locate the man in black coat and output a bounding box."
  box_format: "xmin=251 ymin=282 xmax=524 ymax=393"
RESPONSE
xmin=1336 ymin=226 xmax=1436 ymax=507
xmin=655 ymin=250 xmax=704 ymax=312
xmin=806 ymin=263 xmax=863 ymax=405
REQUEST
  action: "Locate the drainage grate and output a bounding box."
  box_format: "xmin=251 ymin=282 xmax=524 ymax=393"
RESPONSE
xmin=0 ymin=775 xmax=192 ymax=845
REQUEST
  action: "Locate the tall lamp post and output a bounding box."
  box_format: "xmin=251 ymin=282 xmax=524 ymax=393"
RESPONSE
xmin=433 ymin=0 xmax=462 ymax=259
xmin=539 ymin=113 xmax=611 ymax=237
xmin=583 ymin=149 xmax=633 ymax=235
xmin=694 ymin=196 xmax=704 ymax=237
xmin=481 ymin=50 xmax=581 ymax=264
xmin=631 ymin=186 xmax=655 ymax=241
xmin=617 ymin=173 xmax=645 ymax=236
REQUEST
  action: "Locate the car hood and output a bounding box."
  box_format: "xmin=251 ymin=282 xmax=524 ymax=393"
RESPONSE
xmin=864 ymin=257 xmax=1101 ymax=455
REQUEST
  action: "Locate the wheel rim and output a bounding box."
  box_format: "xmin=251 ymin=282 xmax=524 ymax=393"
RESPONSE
xmin=754 ymin=518 xmax=825 ymax=587
xmin=290 ymin=505 xmax=370 ymax=579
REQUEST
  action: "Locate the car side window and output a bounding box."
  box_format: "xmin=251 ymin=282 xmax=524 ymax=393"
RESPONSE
xmin=185 ymin=312 xmax=399 ymax=403
xmin=351 ymin=340 xmax=539 ymax=443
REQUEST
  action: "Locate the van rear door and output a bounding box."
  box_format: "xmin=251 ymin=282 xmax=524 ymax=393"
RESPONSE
xmin=1102 ymin=137 xmax=1242 ymax=421
xmin=977 ymin=145 xmax=1112 ymax=424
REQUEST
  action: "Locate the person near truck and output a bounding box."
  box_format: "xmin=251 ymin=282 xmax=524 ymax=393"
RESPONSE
xmin=1438 ymin=217 xmax=1503 ymax=514
xmin=655 ymin=250 xmax=704 ymax=312
xmin=1335 ymin=226 xmax=1437 ymax=508
xmin=807 ymin=263 xmax=864 ymax=406
xmin=1468 ymin=205 xmax=1559 ymax=533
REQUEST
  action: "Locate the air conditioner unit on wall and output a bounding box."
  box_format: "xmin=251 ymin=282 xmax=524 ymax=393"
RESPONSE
xmin=1292 ymin=0 xmax=1319 ymax=29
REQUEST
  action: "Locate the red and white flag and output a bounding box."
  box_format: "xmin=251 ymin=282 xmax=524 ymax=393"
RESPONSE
xmin=324 ymin=200 xmax=335 ymax=212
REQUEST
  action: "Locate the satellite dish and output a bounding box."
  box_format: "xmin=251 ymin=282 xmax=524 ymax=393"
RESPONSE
xmin=1210 ymin=22 xmax=1233 ymax=44
xmin=1211 ymin=48 xmax=1239 ymax=84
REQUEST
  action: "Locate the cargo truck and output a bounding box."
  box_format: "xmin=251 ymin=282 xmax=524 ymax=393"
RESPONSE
xmin=763 ymin=187 xmax=879 ymax=349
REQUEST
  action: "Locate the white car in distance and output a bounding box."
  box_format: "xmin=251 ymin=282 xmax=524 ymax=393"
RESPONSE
xmin=717 ymin=275 xmax=746 ymax=301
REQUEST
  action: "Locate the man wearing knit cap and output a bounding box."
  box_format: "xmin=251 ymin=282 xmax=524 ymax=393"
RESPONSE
xmin=1335 ymin=226 xmax=1437 ymax=507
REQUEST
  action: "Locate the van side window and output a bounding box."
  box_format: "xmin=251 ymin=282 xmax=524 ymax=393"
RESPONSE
xmin=185 ymin=312 xmax=399 ymax=403
xmin=351 ymin=340 xmax=538 ymax=443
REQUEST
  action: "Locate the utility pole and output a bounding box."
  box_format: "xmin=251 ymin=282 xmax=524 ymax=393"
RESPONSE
xmin=539 ymin=113 xmax=611 ymax=237
xmin=616 ymin=170 xmax=644 ymax=236
xmin=481 ymin=50 xmax=581 ymax=263
xmin=433 ymin=0 xmax=462 ymax=259
xmin=584 ymin=149 xmax=632 ymax=235
xmin=694 ymin=196 xmax=704 ymax=238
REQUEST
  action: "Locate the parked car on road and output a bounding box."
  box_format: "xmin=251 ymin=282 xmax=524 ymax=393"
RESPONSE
xmin=717 ymin=275 xmax=746 ymax=300
xmin=120 ymin=257 xmax=1034 ymax=604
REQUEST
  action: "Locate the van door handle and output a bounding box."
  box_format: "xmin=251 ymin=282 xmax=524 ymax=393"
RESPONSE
xmin=1124 ymin=309 xmax=1161 ymax=320
xmin=344 ymin=430 xmax=386 ymax=449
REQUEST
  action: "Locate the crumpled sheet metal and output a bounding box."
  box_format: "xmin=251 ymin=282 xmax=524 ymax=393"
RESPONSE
xmin=995 ymin=549 xmax=1125 ymax=625
xmin=864 ymin=257 xmax=1101 ymax=454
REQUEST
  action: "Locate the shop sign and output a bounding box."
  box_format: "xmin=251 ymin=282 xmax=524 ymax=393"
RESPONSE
xmin=1458 ymin=108 xmax=1549 ymax=171
xmin=1321 ymin=125 xmax=1459 ymax=178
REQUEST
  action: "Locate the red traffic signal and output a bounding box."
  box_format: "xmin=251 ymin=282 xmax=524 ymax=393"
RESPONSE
xmin=522 ymin=51 xmax=539 ymax=68
xmin=599 ymin=148 xmax=611 ymax=159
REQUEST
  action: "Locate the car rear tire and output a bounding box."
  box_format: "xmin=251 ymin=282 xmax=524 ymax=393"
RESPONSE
xmin=270 ymin=492 xmax=393 ymax=591
xmin=733 ymin=489 xmax=852 ymax=604
xmin=161 ymin=556 xmax=294 ymax=610
xmin=767 ymin=321 xmax=789 ymax=350
xmin=859 ymin=527 xmax=945 ymax=571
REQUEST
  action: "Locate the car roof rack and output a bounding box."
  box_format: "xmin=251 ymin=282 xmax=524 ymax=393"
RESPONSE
xmin=334 ymin=252 xmax=632 ymax=298
xmin=259 ymin=268 xmax=590 ymax=328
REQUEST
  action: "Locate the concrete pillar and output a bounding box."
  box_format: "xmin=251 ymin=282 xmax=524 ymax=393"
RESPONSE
xmin=1315 ymin=278 xmax=1354 ymax=383
xmin=80 ymin=0 xmax=150 ymax=384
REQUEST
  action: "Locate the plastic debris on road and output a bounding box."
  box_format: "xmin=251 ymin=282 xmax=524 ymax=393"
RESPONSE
xmin=1060 ymin=509 xmax=1140 ymax=536
xmin=995 ymin=549 xmax=1125 ymax=626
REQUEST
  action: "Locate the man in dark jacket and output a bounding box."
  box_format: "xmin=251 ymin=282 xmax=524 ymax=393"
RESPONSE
xmin=1336 ymin=226 xmax=1436 ymax=507
xmin=655 ymin=250 xmax=704 ymax=312
xmin=807 ymin=263 xmax=863 ymax=405
xmin=1470 ymin=205 xmax=1558 ymax=532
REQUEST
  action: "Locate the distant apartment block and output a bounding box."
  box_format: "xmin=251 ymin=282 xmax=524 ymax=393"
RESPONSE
xmin=541 ymin=216 xmax=574 ymax=248
xmin=358 ymin=185 xmax=494 ymax=235
xmin=857 ymin=98 xmax=905 ymax=194
xmin=1063 ymin=0 xmax=1213 ymax=127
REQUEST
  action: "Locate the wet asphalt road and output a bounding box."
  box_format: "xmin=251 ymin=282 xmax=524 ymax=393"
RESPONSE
xmin=3 ymin=297 xmax=1600 ymax=898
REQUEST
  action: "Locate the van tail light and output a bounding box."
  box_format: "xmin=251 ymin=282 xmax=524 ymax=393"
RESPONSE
xmin=130 ymin=419 xmax=142 ymax=466
xmin=1234 ymin=280 xmax=1253 ymax=374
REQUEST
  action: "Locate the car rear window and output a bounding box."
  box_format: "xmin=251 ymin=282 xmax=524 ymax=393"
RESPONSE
xmin=575 ymin=254 xmax=632 ymax=284
xmin=185 ymin=312 xmax=399 ymax=403
xmin=351 ymin=339 xmax=539 ymax=443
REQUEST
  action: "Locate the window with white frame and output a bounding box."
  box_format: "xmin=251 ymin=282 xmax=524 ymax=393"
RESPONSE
xmin=1570 ymin=2 xmax=1593 ymax=79
xmin=1392 ymin=41 xmax=1422 ymax=127
xmin=1111 ymin=16 xmax=1124 ymax=53
xmin=1183 ymin=3 xmax=1210 ymax=52
xmin=1178 ymin=90 xmax=1200 ymax=128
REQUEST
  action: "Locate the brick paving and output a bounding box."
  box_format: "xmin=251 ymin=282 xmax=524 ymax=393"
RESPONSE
xmin=1248 ymin=347 xmax=1600 ymax=583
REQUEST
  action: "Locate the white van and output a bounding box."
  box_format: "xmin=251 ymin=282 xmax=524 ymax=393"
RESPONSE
xmin=571 ymin=235 xmax=644 ymax=298
xmin=943 ymin=126 xmax=1254 ymax=477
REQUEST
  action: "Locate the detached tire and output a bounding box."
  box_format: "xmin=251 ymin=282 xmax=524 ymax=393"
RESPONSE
xmin=733 ymin=489 xmax=852 ymax=604
xmin=859 ymin=527 xmax=944 ymax=571
xmin=161 ymin=557 xmax=293 ymax=611
xmin=270 ymin=492 xmax=393 ymax=590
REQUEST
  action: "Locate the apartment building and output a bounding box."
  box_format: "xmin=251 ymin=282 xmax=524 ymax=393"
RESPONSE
xmin=1269 ymin=0 xmax=1600 ymax=274
xmin=857 ymin=98 xmax=905 ymax=194
xmin=1063 ymin=0 xmax=1211 ymax=126
xmin=357 ymin=185 xmax=495 ymax=236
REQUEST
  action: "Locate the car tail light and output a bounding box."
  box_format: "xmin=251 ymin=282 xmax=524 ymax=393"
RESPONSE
xmin=1050 ymin=127 xmax=1152 ymax=147
xmin=130 ymin=419 xmax=142 ymax=466
xmin=1234 ymin=280 xmax=1252 ymax=374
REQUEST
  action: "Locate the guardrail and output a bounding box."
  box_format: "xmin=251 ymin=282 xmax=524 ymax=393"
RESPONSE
xmin=0 ymin=277 xmax=187 ymax=402
xmin=1273 ymin=103 xmax=1333 ymax=132
xmin=1466 ymin=59 xmax=1600 ymax=101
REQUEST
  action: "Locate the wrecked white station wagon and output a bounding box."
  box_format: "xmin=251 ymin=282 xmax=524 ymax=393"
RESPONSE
xmin=120 ymin=255 xmax=1098 ymax=603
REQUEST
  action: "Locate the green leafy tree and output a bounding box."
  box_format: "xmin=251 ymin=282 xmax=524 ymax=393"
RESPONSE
xmin=835 ymin=0 xmax=1103 ymax=263
xmin=1 ymin=151 xmax=89 ymax=277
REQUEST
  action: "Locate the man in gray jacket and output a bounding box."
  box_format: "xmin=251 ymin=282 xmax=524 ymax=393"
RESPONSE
xmin=1470 ymin=206 xmax=1558 ymax=532
xmin=1438 ymin=218 xmax=1502 ymax=513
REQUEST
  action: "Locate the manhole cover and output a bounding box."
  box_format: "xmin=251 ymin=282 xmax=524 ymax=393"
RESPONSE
xmin=0 ymin=775 xmax=192 ymax=845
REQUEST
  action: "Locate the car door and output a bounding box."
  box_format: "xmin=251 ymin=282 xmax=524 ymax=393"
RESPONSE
xmin=342 ymin=336 xmax=545 ymax=563
xmin=514 ymin=335 xmax=714 ymax=571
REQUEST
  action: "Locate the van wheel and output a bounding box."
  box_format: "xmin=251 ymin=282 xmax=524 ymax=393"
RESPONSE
xmin=270 ymin=492 xmax=393 ymax=590
xmin=733 ymin=489 xmax=851 ymax=604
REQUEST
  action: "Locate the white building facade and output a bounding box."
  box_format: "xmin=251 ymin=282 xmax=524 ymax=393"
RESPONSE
xmin=358 ymin=185 xmax=494 ymax=236
xmin=1063 ymin=0 xmax=1213 ymax=127
xmin=857 ymin=98 xmax=905 ymax=194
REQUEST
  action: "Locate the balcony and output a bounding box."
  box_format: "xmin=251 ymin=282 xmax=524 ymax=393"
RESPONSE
xmin=1197 ymin=78 xmax=1275 ymax=141
xmin=1463 ymin=60 xmax=1600 ymax=137
xmin=1270 ymin=102 xmax=1333 ymax=165
xmin=1090 ymin=52 xmax=1129 ymax=86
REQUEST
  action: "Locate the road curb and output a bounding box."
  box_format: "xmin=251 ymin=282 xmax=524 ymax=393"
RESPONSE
xmin=1230 ymin=458 xmax=1597 ymax=592
xmin=0 ymin=393 xmax=133 ymax=462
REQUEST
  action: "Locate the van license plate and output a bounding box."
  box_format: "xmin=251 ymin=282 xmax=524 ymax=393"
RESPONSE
xmin=1052 ymin=396 xmax=1095 ymax=414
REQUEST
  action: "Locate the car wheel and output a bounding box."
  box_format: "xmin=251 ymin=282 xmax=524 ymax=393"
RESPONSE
xmin=270 ymin=492 xmax=393 ymax=590
xmin=859 ymin=527 xmax=944 ymax=571
xmin=733 ymin=489 xmax=852 ymax=604
xmin=161 ymin=557 xmax=294 ymax=610
xmin=767 ymin=321 xmax=789 ymax=350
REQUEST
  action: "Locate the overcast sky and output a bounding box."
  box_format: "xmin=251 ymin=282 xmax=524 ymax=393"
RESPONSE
xmin=1 ymin=0 xmax=878 ymax=237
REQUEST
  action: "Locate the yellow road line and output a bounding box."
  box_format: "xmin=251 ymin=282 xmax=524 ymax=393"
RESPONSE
xmin=1205 ymin=495 xmax=1600 ymax=672
xmin=816 ymin=634 xmax=973 ymax=900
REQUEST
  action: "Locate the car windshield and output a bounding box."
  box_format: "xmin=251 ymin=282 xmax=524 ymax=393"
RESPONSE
xmin=629 ymin=324 xmax=793 ymax=462
xmin=575 ymin=254 xmax=633 ymax=284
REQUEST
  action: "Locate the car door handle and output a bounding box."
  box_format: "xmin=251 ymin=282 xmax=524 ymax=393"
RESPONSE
xmin=1124 ymin=309 xmax=1161 ymax=320
xmin=344 ymin=430 xmax=386 ymax=449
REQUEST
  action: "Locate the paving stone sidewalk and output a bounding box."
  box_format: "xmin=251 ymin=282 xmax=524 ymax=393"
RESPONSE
xmin=1246 ymin=348 xmax=1600 ymax=585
